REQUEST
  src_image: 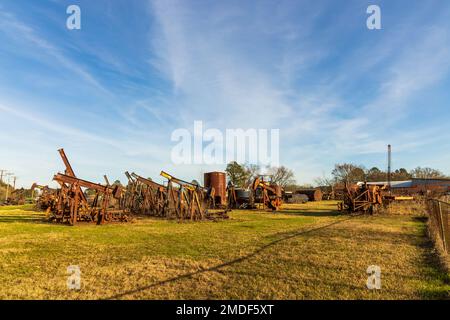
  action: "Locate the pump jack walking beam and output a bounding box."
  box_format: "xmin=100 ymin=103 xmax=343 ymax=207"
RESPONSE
xmin=160 ymin=171 xmax=205 ymax=220
xmin=57 ymin=148 xmax=87 ymax=203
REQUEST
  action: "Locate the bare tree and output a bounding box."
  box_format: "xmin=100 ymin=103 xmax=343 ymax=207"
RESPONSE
xmin=332 ymin=163 xmax=366 ymax=184
xmin=410 ymin=167 xmax=446 ymax=179
xmin=267 ymin=166 xmax=295 ymax=187
xmin=314 ymin=175 xmax=336 ymax=188
xmin=243 ymin=163 xmax=260 ymax=188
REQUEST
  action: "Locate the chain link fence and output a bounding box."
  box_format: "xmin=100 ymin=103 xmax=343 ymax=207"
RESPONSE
xmin=426 ymin=198 xmax=450 ymax=253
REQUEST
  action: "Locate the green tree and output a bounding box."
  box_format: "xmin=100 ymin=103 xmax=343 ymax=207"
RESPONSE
xmin=113 ymin=179 xmax=123 ymax=187
xmin=392 ymin=168 xmax=411 ymax=181
xmin=366 ymin=167 xmax=411 ymax=182
xmin=366 ymin=167 xmax=384 ymax=182
xmin=225 ymin=162 xmax=249 ymax=187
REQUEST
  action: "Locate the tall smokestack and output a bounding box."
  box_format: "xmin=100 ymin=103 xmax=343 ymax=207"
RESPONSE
xmin=387 ymin=144 xmax=392 ymax=194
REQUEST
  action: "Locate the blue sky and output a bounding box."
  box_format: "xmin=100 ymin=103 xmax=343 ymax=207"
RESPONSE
xmin=0 ymin=0 xmax=449 ymax=188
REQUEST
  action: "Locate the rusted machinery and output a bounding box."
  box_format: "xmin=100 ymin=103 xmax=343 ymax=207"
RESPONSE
xmin=118 ymin=170 xmax=227 ymax=221
xmin=52 ymin=173 xmax=129 ymax=225
xmin=121 ymin=172 xmax=166 ymax=216
xmin=338 ymin=182 xmax=383 ymax=214
xmin=37 ymin=148 xmax=232 ymax=224
xmin=58 ymin=148 xmax=88 ymax=205
xmin=4 ymin=188 xmax=27 ymax=205
xmin=31 ymin=183 xmax=57 ymax=211
xmin=160 ymin=170 xmax=208 ymax=221
xmin=44 ymin=149 xmax=130 ymax=225
xmin=226 ymin=182 xmax=257 ymax=209
xmin=160 ymin=171 xmax=228 ymax=221
xmin=227 ymin=177 xmax=283 ymax=211
xmin=251 ymin=176 xmax=283 ymax=211
xmin=227 ymin=182 xmax=238 ymax=209
xmin=121 ymin=171 xmax=145 ymax=214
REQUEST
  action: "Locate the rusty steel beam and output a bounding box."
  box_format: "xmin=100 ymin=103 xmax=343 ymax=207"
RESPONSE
xmin=58 ymin=148 xmax=76 ymax=177
xmin=57 ymin=148 xmax=87 ymax=203
xmin=53 ymin=173 xmax=113 ymax=194
xmin=131 ymin=172 xmax=165 ymax=190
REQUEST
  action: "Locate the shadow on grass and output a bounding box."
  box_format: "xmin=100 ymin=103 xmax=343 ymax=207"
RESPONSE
xmin=216 ymin=269 xmax=416 ymax=298
xmin=412 ymin=216 xmax=428 ymax=223
xmin=0 ymin=205 xmax=37 ymax=212
xmin=276 ymin=208 xmax=342 ymax=217
xmin=105 ymin=215 xmax=354 ymax=299
xmin=0 ymin=214 xmax=46 ymax=224
xmin=416 ymin=226 xmax=450 ymax=299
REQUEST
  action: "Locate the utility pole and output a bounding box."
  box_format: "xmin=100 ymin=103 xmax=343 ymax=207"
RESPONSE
xmin=4 ymin=172 xmax=13 ymax=202
xmin=0 ymin=169 xmax=5 ymax=184
xmin=13 ymin=176 xmax=17 ymax=190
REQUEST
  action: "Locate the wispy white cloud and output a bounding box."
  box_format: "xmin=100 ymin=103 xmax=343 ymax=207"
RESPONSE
xmin=0 ymin=103 xmax=120 ymax=147
xmin=0 ymin=10 xmax=111 ymax=96
xmin=146 ymin=0 xmax=450 ymax=183
xmin=1 ymin=1 xmax=450 ymax=187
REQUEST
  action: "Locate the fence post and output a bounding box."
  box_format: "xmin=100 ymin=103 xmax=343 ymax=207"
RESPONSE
xmin=434 ymin=201 xmax=441 ymax=239
xmin=442 ymin=202 xmax=449 ymax=253
xmin=437 ymin=201 xmax=447 ymax=252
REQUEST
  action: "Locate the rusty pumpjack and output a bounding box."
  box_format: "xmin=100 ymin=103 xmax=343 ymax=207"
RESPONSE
xmin=52 ymin=173 xmax=128 ymax=225
xmin=119 ymin=170 xmax=227 ymax=221
xmin=251 ymin=176 xmax=283 ymax=211
xmin=121 ymin=172 xmax=167 ymax=216
xmin=46 ymin=148 xmax=130 ymax=225
xmin=31 ymin=183 xmax=57 ymax=212
xmin=160 ymin=170 xmax=207 ymax=221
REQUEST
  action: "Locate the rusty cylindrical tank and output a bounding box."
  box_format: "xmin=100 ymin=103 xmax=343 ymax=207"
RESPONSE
xmin=294 ymin=188 xmax=323 ymax=201
xmin=204 ymin=172 xmax=227 ymax=206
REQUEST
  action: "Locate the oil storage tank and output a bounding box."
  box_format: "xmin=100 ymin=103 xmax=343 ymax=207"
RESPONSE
xmin=204 ymin=172 xmax=227 ymax=206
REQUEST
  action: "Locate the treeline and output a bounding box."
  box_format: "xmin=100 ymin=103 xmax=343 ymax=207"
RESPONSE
xmin=225 ymin=161 xmax=297 ymax=189
xmin=315 ymin=163 xmax=448 ymax=186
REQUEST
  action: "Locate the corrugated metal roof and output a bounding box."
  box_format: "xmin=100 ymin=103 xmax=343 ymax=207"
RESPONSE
xmin=363 ymin=179 xmax=450 ymax=188
xmin=411 ymin=178 xmax=450 ymax=186
xmin=363 ymin=181 xmax=413 ymax=188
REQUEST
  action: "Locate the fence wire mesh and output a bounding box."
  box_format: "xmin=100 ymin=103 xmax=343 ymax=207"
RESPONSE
xmin=427 ymin=198 xmax=450 ymax=253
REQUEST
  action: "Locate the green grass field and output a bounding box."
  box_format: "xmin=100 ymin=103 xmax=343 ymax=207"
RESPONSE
xmin=0 ymin=201 xmax=448 ymax=300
